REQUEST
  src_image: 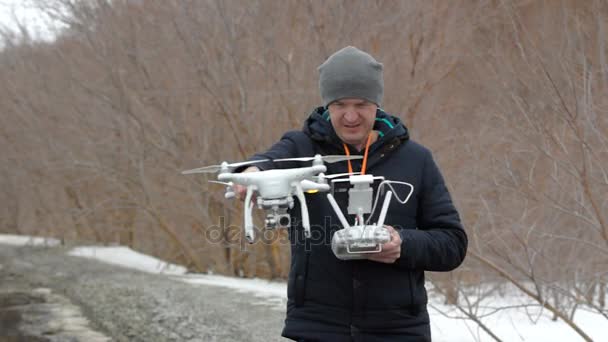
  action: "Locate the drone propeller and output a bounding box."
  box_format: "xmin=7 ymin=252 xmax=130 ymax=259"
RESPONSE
xmin=320 ymin=172 xmax=360 ymax=179
xmin=208 ymin=180 xmax=233 ymax=186
xmin=181 ymin=159 xmax=268 ymax=175
xmin=273 ymin=155 xmax=363 ymax=164
xmin=208 ymin=181 xmax=236 ymax=199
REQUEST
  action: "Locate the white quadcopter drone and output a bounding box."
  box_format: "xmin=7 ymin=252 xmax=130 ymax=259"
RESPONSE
xmin=182 ymin=154 xmax=362 ymax=243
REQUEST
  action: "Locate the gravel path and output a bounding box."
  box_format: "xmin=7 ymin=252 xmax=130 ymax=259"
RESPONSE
xmin=0 ymin=245 xmax=287 ymax=341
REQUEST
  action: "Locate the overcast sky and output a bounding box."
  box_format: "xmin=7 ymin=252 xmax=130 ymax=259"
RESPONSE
xmin=0 ymin=0 xmax=60 ymax=41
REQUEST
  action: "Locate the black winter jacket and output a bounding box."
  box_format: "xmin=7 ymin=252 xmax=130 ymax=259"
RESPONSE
xmin=249 ymin=107 xmax=467 ymax=341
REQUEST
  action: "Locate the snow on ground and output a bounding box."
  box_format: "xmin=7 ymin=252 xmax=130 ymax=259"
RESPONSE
xmin=68 ymin=246 xmax=188 ymax=276
xmin=0 ymin=234 xmax=61 ymax=247
xmin=177 ymin=274 xmax=288 ymax=309
xmin=177 ymin=274 xmax=286 ymax=298
xmin=427 ymin=298 xmax=605 ymax=342
xmin=1 ymin=234 xmax=605 ymax=341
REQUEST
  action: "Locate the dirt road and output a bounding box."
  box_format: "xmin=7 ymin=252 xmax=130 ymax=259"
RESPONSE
xmin=0 ymin=245 xmax=286 ymax=341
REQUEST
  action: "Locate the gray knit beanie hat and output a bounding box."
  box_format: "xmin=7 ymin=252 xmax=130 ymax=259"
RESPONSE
xmin=318 ymin=46 xmax=384 ymax=107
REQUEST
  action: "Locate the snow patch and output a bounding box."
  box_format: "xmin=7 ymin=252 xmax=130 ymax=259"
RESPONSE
xmin=0 ymin=234 xmax=61 ymax=247
xmin=68 ymin=246 xmax=187 ymax=275
xmin=175 ymin=274 xmax=287 ymax=300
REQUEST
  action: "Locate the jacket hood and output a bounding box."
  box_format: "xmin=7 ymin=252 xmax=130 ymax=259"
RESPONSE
xmin=302 ymin=106 xmax=409 ymax=150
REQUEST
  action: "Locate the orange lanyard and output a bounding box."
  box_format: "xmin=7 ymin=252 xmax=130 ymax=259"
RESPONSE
xmin=343 ymin=133 xmax=372 ymax=175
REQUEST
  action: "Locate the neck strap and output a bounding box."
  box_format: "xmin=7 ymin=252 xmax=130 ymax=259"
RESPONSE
xmin=342 ymin=133 xmax=373 ymax=175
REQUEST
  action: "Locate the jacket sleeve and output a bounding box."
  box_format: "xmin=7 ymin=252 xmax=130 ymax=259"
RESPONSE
xmin=238 ymin=131 xmax=304 ymax=171
xmin=396 ymin=150 xmax=468 ymax=271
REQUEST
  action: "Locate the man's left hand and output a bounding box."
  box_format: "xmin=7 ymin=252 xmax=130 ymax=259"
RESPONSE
xmin=367 ymin=225 xmax=402 ymax=264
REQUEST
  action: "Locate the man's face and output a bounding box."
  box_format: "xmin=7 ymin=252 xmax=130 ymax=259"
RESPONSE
xmin=327 ymin=98 xmax=377 ymax=149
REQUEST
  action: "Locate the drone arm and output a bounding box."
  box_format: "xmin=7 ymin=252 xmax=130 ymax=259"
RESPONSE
xmin=327 ymin=193 xmax=351 ymax=230
xmin=294 ymin=183 xmax=311 ymax=238
xmin=300 ymin=179 xmax=330 ymax=192
xmin=243 ymin=186 xmax=256 ymax=243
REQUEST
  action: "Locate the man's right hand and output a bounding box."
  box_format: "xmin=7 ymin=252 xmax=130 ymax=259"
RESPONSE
xmin=234 ymin=166 xmax=260 ymax=201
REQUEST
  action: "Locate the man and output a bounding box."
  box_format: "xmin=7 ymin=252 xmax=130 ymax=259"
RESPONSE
xmin=236 ymin=46 xmax=467 ymax=341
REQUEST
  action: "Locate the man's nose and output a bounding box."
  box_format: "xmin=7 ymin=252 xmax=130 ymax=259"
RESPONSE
xmin=344 ymin=109 xmax=358 ymax=122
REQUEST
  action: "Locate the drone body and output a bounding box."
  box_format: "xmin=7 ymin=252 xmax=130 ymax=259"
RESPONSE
xmin=218 ymin=163 xmax=330 ymax=241
xmin=217 ymin=164 xmax=328 ymax=199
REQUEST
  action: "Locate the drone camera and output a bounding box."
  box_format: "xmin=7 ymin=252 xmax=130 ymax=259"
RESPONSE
xmin=278 ymin=214 xmax=291 ymax=227
xmin=265 ymin=211 xmax=291 ymax=229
